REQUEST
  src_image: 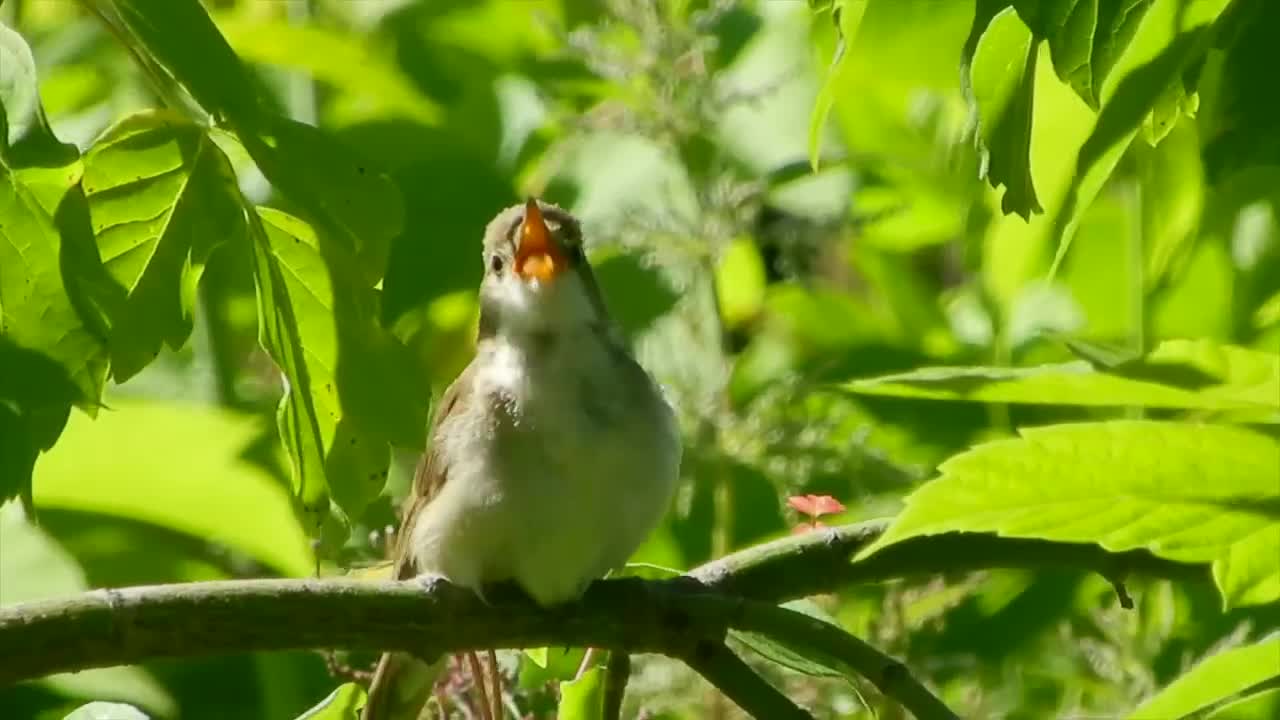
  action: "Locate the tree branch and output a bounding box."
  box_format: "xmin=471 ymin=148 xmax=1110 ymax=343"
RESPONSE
xmin=682 ymin=641 xmax=815 ymax=720
xmin=691 ymin=520 xmax=1207 ymax=603
xmin=0 ymin=523 xmax=1209 ymax=716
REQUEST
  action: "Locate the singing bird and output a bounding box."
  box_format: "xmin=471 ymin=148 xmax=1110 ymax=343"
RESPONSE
xmin=361 ymin=199 xmax=682 ymax=719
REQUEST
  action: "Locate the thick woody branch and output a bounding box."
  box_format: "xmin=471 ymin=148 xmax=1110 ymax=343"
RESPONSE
xmin=0 ymin=525 xmax=1207 ymax=717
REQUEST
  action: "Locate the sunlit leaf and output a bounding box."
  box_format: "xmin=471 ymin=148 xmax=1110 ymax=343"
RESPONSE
xmin=1050 ymin=0 xmax=1229 ymax=272
xmin=860 ymin=421 xmax=1280 ymax=609
xmin=1205 ymin=688 xmax=1280 ymax=720
xmin=1016 ymin=0 xmax=1153 ymax=110
xmin=0 ymin=21 xmax=108 ymax=504
xmin=214 ymin=16 xmax=441 ymax=126
xmin=1141 ymin=121 xmax=1204 ymax=289
xmin=251 ymin=208 xmax=428 ymax=538
xmin=843 ymin=339 xmax=1278 ymax=410
xmin=1127 ymin=635 xmax=1280 ymax=719
xmin=715 ymin=236 xmax=767 ymax=329
xmin=0 ymin=505 xmax=175 ymax=716
xmin=295 ymin=683 xmax=366 ymax=720
xmin=33 ymin=398 xmax=315 ymax=577
xmin=968 ymin=4 xmax=1042 ymax=219
xmin=63 ymin=702 xmax=150 ymax=720
xmin=808 ymin=1 xmax=866 ymax=171
xmin=558 ymin=666 xmax=605 ymax=720
xmin=82 ymin=110 xmax=246 ymax=381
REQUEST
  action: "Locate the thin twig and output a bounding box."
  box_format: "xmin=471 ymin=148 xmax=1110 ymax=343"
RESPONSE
xmin=603 ymin=651 xmax=631 ymax=720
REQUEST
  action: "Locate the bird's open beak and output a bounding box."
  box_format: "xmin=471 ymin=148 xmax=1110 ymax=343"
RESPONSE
xmin=515 ymin=198 xmax=567 ymax=283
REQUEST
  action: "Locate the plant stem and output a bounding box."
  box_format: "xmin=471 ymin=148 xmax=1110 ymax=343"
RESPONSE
xmin=682 ymin=641 xmax=814 ymax=720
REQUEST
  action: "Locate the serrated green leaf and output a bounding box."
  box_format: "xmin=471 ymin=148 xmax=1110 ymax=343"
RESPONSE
xmin=295 ymin=683 xmax=366 ymax=720
xmin=82 ymin=110 xmax=246 ymax=381
xmin=251 ymin=207 xmax=428 ymax=537
xmin=0 ymin=20 xmax=108 ymax=504
xmin=969 ymin=5 xmax=1043 ymax=219
xmin=63 ymin=702 xmax=150 ymax=720
xmin=558 ymin=666 xmax=605 ymax=720
xmin=860 ymin=421 xmax=1280 ymax=609
xmin=1015 ymin=0 xmax=1154 ymax=110
xmin=1127 ymin=635 xmax=1280 ymax=719
xmin=214 ymin=16 xmax=440 ymax=126
xmin=841 ymin=339 xmax=1278 ymax=411
xmin=1050 ymin=0 xmax=1228 ymax=274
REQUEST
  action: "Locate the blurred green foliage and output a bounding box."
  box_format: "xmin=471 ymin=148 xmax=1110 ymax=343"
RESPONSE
xmin=1 ymin=0 xmax=1277 ymax=718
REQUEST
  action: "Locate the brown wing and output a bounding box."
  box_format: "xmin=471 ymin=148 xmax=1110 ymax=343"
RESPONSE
xmin=362 ymin=362 xmax=476 ymax=720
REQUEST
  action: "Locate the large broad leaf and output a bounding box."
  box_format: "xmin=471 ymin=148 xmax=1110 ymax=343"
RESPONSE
xmin=0 ymin=505 xmax=175 ymax=716
xmin=32 ymin=398 xmax=315 ymax=576
xmin=860 ymin=421 xmax=1280 ymax=609
xmin=0 ymin=21 xmax=108 ymax=504
xmin=1127 ymin=635 xmax=1280 ymax=719
xmin=250 ymin=208 xmax=428 ymax=538
xmin=840 ymin=339 xmax=1278 ymax=411
xmin=807 ymin=1 xmax=866 ymax=170
xmin=82 ymin=110 xmax=246 ymax=381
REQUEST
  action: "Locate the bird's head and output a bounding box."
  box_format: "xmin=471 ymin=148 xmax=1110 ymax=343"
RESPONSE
xmin=478 ymin=199 xmax=611 ymax=340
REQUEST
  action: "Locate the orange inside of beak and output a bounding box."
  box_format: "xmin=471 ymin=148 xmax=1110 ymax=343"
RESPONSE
xmin=515 ymin=199 xmax=566 ymax=282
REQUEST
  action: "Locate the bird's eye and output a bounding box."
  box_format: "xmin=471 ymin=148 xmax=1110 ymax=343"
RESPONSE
xmin=490 ymin=255 xmax=505 ymax=274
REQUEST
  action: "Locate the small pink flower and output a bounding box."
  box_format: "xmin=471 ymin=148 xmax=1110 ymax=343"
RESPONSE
xmin=786 ymin=494 xmax=846 ymax=520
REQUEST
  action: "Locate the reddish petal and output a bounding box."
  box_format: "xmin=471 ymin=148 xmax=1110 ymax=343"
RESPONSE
xmin=786 ymin=495 xmax=819 ymax=517
xmin=811 ymin=495 xmax=846 ymax=517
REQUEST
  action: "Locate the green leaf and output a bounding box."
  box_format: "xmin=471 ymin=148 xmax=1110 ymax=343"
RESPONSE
xmin=82 ymin=110 xmax=246 ymax=381
xmin=1 ymin=505 xmax=176 ymax=716
xmin=558 ymin=666 xmax=605 ymax=720
xmin=250 ymin=207 xmax=427 ymax=536
xmin=968 ymin=5 xmax=1043 ymax=219
xmin=807 ymin=1 xmax=865 ymax=171
xmin=214 ymin=16 xmax=441 ymax=126
xmin=63 ymin=702 xmax=150 ymax=720
xmin=1127 ymin=636 xmax=1280 ymax=719
xmin=1050 ymin=0 xmax=1229 ymax=273
xmin=247 ymin=116 xmax=403 ymax=285
xmin=1016 ymin=0 xmax=1154 ymax=110
xmin=106 ymin=0 xmax=263 ymax=127
xmin=714 ymin=236 xmax=767 ymax=329
xmin=732 ymin=599 xmax=848 ymax=678
xmin=0 ymin=20 xmax=109 ymax=504
xmin=32 ymin=398 xmax=315 ymax=577
xmin=1206 ymin=688 xmax=1280 ymax=720
xmin=841 ymin=339 xmax=1278 ymax=411
xmin=295 ymin=683 xmax=366 ymax=720
xmin=859 ymin=421 xmax=1280 ymax=609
